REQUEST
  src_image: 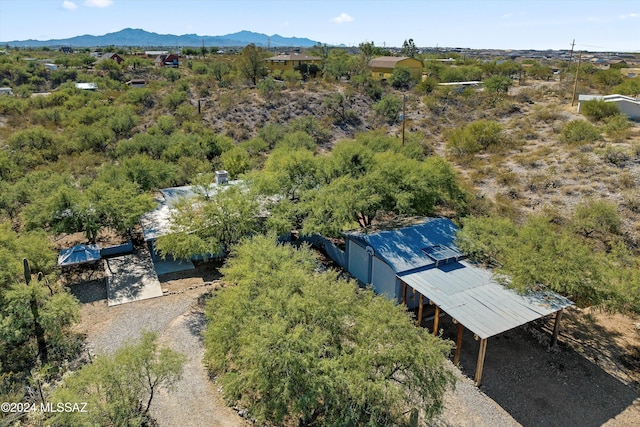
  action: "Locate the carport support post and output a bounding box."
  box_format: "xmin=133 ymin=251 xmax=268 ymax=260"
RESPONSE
xmin=402 ymin=281 xmax=407 ymax=306
xmin=417 ymin=294 xmax=424 ymax=327
xmin=551 ymin=309 xmax=564 ymax=348
xmin=454 ymin=323 xmax=464 ymax=365
xmin=432 ymin=305 xmax=440 ymax=336
xmin=474 ymin=338 xmax=488 ymax=387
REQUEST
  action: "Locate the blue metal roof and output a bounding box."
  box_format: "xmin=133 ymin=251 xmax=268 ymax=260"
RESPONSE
xmin=345 ymin=218 xmax=460 ymax=274
xmin=346 ymin=218 xmax=574 ymax=340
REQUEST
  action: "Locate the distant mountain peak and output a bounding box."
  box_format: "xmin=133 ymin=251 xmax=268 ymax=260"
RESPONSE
xmin=1 ymin=28 xmax=320 ymax=48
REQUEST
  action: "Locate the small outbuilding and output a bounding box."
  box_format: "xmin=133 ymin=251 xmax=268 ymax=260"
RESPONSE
xmin=368 ymin=56 xmax=423 ymax=82
xmin=343 ymin=218 xmax=573 ymax=385
xmin=126 ymin=79 xmax=146 ymax=88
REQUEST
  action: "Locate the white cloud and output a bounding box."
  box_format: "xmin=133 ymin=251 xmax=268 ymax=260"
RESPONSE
xmin=619 ymin=12 xmax=639 ymax=19
xmin=501 ymin=13 xmax=512 ymax=19
xmin=331 ymin=12 xmax=354 ymax=24
xmin=62 ymin=1 xmax=77 ymax=10
xmin=84 ymin=0 xmax=113 ymax=7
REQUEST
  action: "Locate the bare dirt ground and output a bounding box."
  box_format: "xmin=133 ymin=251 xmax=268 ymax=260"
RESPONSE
xmin=71 ymin=261 xmax=640 ymax=427
xmin=434 ymin=308 xmax=640 ymax=427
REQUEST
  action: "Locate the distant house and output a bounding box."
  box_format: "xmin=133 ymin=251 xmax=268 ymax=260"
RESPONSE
xmin=154 ymin=54 xmax=179 ymax=68
xmin=578 ymin=94 xmax=640 ymax=120
xmin=621 ymin=68 xmax=640 ymax=78
xmin=590 ymin=57 xmax=610 ymax=70
xmin=265 ymin=52 xmax=322 ymax=74
xmin=75 ymin=82 xmax=98 ymax=91
xmin=100 ymin=52 xmax=124 ymax=65
xmin=43 ymin=63 xmax=57 ymax=71
xmin=609 ymin=59 xmax=628 ymax=68
xmin=368 ymin=56 xmax=423 ymax=81
xmin=60 ymin=46 xmax=73 ymax=54
xmin=0 ymin=87 xmax=13 ymax=96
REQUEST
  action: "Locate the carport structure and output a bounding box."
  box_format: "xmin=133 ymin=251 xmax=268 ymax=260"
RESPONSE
xmin=398 ymin=260 xmax=573 ymax=385
xmin=343 ymin=218 xmax=573 ymax=386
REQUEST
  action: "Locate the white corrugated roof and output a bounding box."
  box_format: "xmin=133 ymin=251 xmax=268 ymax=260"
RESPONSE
xmin=399 ymin=260 xmax=573 ymax=339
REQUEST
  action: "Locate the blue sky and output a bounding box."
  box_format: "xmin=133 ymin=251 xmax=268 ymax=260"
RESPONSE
xmin=0 ymin=0 xmax=638 ymax=51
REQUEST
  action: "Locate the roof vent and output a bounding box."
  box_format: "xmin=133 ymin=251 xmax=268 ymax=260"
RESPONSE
xmin=422 ymin=244 xmax=465 ymax=266
xmin=215 ymin=170 xmax=228 ymax=185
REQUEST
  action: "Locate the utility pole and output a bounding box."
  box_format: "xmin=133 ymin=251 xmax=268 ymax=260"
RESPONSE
xmin=402 ymin=93 xmax=406 ymax=146
xmin=571 ymin=51 xmax=582 ymax=106
xmin=568 ymin=39 xmax=575 ymax=62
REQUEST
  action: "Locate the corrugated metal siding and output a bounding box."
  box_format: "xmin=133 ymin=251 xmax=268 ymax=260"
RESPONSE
xmin=348 ymin=241 xmax=371 ymax=284
xmin=372 ymin=256 xmax=397 ymax=300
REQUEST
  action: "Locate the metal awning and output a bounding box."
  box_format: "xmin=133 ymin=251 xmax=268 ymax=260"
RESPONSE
xmin=58 ymin=244 xmax=101 ymax=267
xmin=399 ymin=260 xmax=573 ymax=340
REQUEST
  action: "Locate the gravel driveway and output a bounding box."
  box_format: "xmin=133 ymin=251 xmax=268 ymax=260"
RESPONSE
xmin=77 ymin=283 xmax=524 ymax=427
xmin=78 ymin=285 xmax=247 ymax=427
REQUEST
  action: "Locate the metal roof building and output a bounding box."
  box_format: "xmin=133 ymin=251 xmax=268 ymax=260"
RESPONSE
xmin=344 ymin=218 xmax=573 ymax=385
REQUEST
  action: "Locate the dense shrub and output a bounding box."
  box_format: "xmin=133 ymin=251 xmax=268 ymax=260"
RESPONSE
xmin=389 ymin=66 xmax=414 ymax=89
xmin=447 ymin=120 xmax=505 ymax=156
xmin=603 ymin=114 xmax=632 ymax=140
xmin=613 ymin=77 xmax=640 ymax=97
xmin=374 ymin=95 xmax=402 ymax=124
xmin=580 ymin=99 xmax=620 ymax=122
xmin=560 ymin=120 xmax=601 ymax=144
xmin=204 ymin=235 xmax=455 ymax=426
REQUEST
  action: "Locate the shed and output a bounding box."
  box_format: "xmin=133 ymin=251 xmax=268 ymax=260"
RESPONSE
xmin=0 ymin=87 xmax=13 ymax=96
xmin=368 ymin=56 xmax=423 ymax=82
xmin=343 ymin=218 xmax=573 ymax=385
xmin=577 ymin=94 xmax=640 ymax=120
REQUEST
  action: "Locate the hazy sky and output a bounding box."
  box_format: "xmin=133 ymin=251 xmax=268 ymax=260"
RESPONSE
xmin=0 ymin=0 xmax=638 ymax=51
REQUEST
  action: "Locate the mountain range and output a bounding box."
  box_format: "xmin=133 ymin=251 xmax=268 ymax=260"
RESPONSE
xmin=1 ymin=28 xmax=320 ymax=48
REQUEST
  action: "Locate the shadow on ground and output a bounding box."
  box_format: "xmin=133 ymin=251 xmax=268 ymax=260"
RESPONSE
xmin=68 ymin=278 xmax=107 ymax=303
xmin=433 ymin=313 xmax=639 ymax=427
xmin=158 ymin=259 xmax=224 ymax=283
